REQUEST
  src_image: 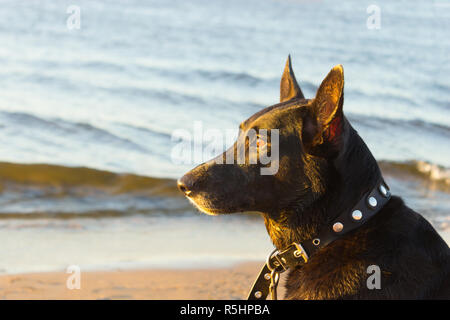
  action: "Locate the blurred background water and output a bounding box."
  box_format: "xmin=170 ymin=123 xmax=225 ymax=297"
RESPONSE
xmin=0 ymin=0 xmax=449 ymax=274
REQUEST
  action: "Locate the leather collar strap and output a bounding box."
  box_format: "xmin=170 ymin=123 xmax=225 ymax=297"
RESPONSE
xmin=247 ymin=177 xmax=391 ymax=300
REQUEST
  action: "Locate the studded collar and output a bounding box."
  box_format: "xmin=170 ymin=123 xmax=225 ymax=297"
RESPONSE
xmin=247 ymin=177 xmax=391 ymax=300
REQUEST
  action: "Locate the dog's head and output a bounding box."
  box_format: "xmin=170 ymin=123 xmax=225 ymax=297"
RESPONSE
xmin=178 ymin=57 xmax=348 ymax=216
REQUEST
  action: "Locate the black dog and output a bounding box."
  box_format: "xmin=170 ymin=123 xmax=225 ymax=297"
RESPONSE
xmin=178 ymin=57 xmax=450 ymax=299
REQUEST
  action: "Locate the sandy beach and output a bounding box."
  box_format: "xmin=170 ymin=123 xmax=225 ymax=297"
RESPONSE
xmin=1 ymin=231 xmax=448 ymax=300
xmin=0 ymin=0 xmax=448 ymax=303
xmin=0 ymin=262 xmax=283 ymax=300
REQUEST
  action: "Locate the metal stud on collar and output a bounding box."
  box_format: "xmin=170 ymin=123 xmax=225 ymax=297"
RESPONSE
xmin=333 ymin=222 xmax=344 ymax=233
xmin=379 ymin=184 xmax=389 ymax=197
xmin=352 ymin=209 xmax=363 ymax=221
xmin=368 ymin=196 xmax=377 ymax=208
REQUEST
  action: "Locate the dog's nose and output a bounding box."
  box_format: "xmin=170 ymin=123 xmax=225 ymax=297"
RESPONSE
xmin=177 ymin=175 xmax=193 ymax=196
xmin=177 ymin=179 xmax=189 ymax=194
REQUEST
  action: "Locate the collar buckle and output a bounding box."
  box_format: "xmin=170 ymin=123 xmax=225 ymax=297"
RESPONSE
xmin=248 ymin=177 xmax=391 ymax=300
xmin=266 ymin=248 xmax=288 ymax=272
xmin=292 ymin=242 xmax=309 ymax=263
xmin=266 ymin=242 xmax=309 ymax=273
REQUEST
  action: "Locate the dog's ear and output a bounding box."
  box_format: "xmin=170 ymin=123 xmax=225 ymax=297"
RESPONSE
xmin=280 ymin=55 xmax=304 ymax=102
xmin=302 ymin=65 xmax=345 ymax=157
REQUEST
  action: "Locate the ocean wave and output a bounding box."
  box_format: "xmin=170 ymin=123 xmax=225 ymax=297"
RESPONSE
xmin=0 ymin=162 xmax=179 ymax=197
xmin=416 ymin=161 xmax=450 ymax=184
xmin=348 ymin=113 xmax=450 ymax=137
xmin=114 ymin=122 xmax=172 ymax=140
xmin=0 ymin=160 xmax=448 ymax=220
xmin=379 ymin=160 xmax=450 ymax=191
xmin=0 ymin=111 xmax=149 ymax=153
xmin=0 ymin=207 xmax=191 ymax=221
xmin=159 ymin=66 xmax=317 ymax=93
xmin=103 ymin=85 xmax=207 ymax=106
xmin=0 ymin=159 xmax=448 ymax=197
xmin=138 ymin=64 xmax=273 ymax=87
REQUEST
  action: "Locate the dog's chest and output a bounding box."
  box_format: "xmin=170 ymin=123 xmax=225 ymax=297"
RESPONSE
xmin=283 ymin=259 xmax=366 ymax=300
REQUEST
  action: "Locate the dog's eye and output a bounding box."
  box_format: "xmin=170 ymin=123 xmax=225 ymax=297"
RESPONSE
xmin=256 ymin=136 xmax=267 ymax=148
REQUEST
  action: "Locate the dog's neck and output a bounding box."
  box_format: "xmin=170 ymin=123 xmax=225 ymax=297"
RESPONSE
xmin=264 ymin=122 xmax=382 ymax=250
